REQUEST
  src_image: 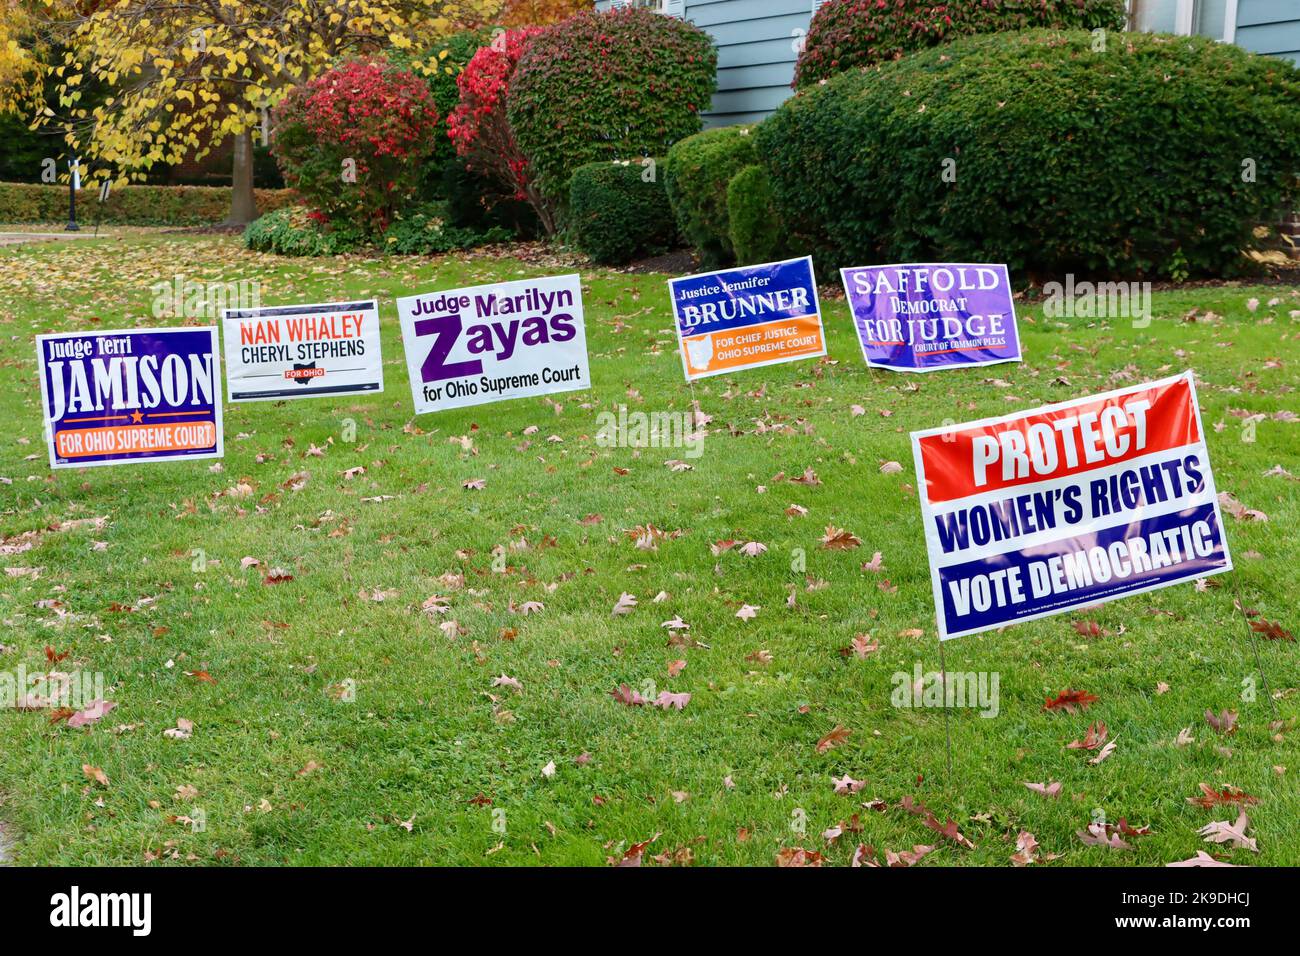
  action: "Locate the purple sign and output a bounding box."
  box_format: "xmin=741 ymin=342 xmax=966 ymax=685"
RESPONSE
xmin=841 ymin=263 xmax=1021 ymax=373
xmin=37 ymin=327 xmax=223 ymax=469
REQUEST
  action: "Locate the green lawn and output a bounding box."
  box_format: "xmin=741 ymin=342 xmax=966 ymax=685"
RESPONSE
xmin=0 ymin=231 xmax=1296 ymax=866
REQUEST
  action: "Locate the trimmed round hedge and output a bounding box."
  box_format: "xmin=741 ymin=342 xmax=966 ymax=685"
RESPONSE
xmin=759 ymin=30 xmax=1300 ymax=279
xmin=795 ymin=0 xmax=1125 ymax=87
xmin=664 ymin=125 xmax=757 ymax=268
xmin=508 ymin=8 xmax=716 ymax=200
xmin=568 ymin=158 xmax=675 ymax=265
xmin=727 ymin=165 xmax=785 ymax=267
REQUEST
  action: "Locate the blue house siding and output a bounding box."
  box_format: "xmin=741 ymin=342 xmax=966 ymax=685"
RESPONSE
xmin=1235 ymin=0 xmax=1300 ymax=65
xmin=591 ymin=1 xmax=1300 ymax=126
xmin=594 ymin=0 xmax=812 ymax=126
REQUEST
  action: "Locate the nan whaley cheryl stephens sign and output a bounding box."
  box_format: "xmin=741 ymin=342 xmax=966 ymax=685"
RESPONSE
xmin=397 ymin=273 xmax=589 ymax=413
xmin=911 ymin=372 xmax=1231 ymax=640
xmin=37 ymin=327 xmax=223 ymax=468
xmin=841 ymin=262 xmax=1021 ymax=372
xmin=668 ymin=256 xmax=825 ymax=381
xmin=222 ymin=299 xmax=382 ymax=402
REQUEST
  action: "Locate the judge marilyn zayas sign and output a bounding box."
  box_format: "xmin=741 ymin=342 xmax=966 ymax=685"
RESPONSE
xmin=911 ymin=372 xmax=1231 ymax=640
xmin=397 ymin=273 xmax=589 ymax=414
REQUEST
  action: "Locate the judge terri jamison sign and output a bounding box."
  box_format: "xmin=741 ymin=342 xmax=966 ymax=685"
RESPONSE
xmin=911 ymin=372 xmax=1231 ymax=640
xmin=37 ymin=327 xmax=223 ymax=469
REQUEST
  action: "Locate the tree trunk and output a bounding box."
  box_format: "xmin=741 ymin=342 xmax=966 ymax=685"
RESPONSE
xmin=226 ymin=129 xmax=258 ymax=225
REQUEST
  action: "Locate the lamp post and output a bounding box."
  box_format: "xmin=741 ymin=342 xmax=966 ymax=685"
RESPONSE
xmin=65 ymin=157 xmax=81 ymax=232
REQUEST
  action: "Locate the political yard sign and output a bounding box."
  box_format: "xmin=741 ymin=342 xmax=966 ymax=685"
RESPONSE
xmin=841 ymin=263 xmax=1021 ymax=373
xmin=668 ymin=256 xmax=825 ymax=381
xmin=37 ymin=327 xmax=223 ymax=469
xmin=397 ymin=274 xmax=590 ymax=414
xmin=222 ymin=300 xmax=382 ymax=402
xmin=911 ymin=372 xmax=1231 ymax=640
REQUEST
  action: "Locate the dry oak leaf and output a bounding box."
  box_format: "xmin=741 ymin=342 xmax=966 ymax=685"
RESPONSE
xmin=1043 ymin=689 xmax=1099 ymax=714
xmin=1186 ymin=784 xmax=1260 ymax=810
xmin=848 ymin=634 xmax=879 ymax=658
xmin=816 ymin=724 xmax=851 ymax=754
xmin=1011 ymin=831 xmax=1041 ymax=866
xmin=832 ymin=774 xmax=866 ymax=795
xmin=1077 ymin=823 xmax=1131 ymax=850
xmin=873 ymin=844 xmax=934 ymax=868
xmin=611 ymin=592 xmax=638 ymax=616
xmin=776 ymin=847 xmax=826 ymax=867
xmin=1066 ymin=721 xmax=1108 ymax=751
xmin=82 ymin=764 xmax=110 ymax=787
xmin=820 ymin=525 xmax=862 ymax=550
xmin=1199 ymin=811 xmax=1258 ymax=853
xmin=653 ymin=691 xmax=691 ymax=711
xmin=611 ymin=684 xmax=646 ymax=707
xmin=614 ymin=833 xmax=660 ymax=867
xmin=67 ymin=699 xmax=117 ymax=729
xmin=1023 ymin=781 xmax=1062 ymax=798
xmin=1250 ymin=619 xmax=1295 ymax=642
xmin=1166 ymin=850 xmax=1237 ymax=868
xmin=1205 ymin=709 xmax=1238 ymax=734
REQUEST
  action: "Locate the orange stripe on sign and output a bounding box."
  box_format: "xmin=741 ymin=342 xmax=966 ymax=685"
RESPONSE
xmin=55 ymin=422 xmax=216 ymax=458
xmin=681 ymin=315 xmax=824 ymax=376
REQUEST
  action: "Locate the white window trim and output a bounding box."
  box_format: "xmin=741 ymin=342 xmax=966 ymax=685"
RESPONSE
xmin=1127 ymin=0 xmax=1237 ymax=43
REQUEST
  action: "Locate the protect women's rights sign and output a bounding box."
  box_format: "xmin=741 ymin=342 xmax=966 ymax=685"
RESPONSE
xmin=911 ymin=372 xmax=1230 ymax=640
xmin=841 ymin=262 xmax=1021 ymax=373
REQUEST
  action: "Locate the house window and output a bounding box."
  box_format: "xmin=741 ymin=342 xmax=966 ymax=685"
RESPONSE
xmin=1127 ymin=0 xmax=1237 ymax=43
xmin=609 ymin=0 xmax=684 ymax=14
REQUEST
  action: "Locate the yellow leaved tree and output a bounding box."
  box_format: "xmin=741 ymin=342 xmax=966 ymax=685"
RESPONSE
xmin=0 ymin=0 xmax=44 ymax=117
xmin=36 ymin=0 xmax=501 ymax=224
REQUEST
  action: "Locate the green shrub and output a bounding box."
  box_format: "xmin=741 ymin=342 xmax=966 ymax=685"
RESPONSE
xmin=664 ymin=125 xmax=757 ymax=267
xmin=244 ymin=203 xmax=509 ymax=257
xmin=0 ymin=182 xmax=295 ymax=225
xmin=568 ymin=159 xmax=676 ymax=265
xmin=244 ymin=206 xmax=367 ymax=256
xmin=758 ymin=30 xmax=1300 ymax=279
xmin=381 ymin=202 xmax=513 ymax=255
xmin=794 ymin=0 xmax=1125 ymax=87
xmin=727 ymin=165 xmax=785 ymax=266
xmin=508 ymin=8 xmax=715 ymax=200
xmin=442 ymin=159 xmax=541 ymax=238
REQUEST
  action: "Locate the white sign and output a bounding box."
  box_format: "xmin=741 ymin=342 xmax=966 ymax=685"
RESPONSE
xmin=221 ymin=300 xmax=383 ymax=402
xmin=397 ymin=273 xmax=590 ymax=414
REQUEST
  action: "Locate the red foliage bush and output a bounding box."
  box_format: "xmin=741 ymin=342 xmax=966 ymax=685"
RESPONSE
xmin=794 ymin=0 xmax=1126 ymax=87
xmin=507 ymin=8 xmax=716 ymax=200
xmin=271 ymin=58 xmax=442 ymax=234
xmin=446 ymin=26 xmax=556 ymax=234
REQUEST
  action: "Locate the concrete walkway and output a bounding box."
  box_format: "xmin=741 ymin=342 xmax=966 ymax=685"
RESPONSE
xmin=0 ymin=821 xmax=12 ymax=864
xmin=0 ymin=231 xmax=106 ymax=246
